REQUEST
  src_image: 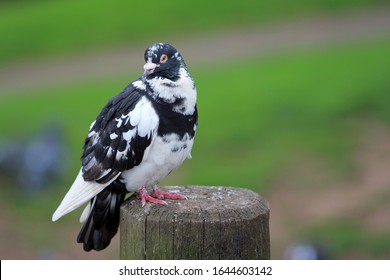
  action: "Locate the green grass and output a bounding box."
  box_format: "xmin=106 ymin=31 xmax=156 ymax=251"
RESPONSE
xmin=1 ymin=38 xmax=390 ymax=193
xmin=188 ymin=38 xmax=390 ymax=188
xmin=2 ymin=35 xmax=390 ymax=259
xmin=303 ymin=219 xmax=390 ymax=258
xmin=0 ymin=0 xmax=383 ymax=66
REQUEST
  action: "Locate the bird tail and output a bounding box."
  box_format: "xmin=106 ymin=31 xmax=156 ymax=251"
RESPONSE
xmin=77 ymin=180 xmax=127 ymax=251
xmin=52 ymin=169 xmax=108 ymax=222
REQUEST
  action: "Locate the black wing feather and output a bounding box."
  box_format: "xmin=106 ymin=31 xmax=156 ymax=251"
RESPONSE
xmin=81 ymin=84 xmax=154 ymax=184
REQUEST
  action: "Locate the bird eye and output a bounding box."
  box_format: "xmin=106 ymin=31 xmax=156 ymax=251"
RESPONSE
xmin=160 ymin=54 xmax=168 ymax=64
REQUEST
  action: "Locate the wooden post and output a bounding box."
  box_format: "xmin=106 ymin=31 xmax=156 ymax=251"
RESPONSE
xmin=120 ymin=186 xmax=270 ymax=260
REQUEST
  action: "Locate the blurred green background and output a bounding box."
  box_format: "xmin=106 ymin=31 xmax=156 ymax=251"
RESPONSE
xmin=1 ymin=0 xmax=390 ymax=259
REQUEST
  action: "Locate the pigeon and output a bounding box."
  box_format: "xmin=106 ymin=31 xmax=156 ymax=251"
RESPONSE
xmin=52 ymin=43 xmax=198 ymax=252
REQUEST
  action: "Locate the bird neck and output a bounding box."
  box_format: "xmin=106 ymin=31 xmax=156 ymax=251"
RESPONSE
xmin=143 ymin=67 xmax=197 ymax=115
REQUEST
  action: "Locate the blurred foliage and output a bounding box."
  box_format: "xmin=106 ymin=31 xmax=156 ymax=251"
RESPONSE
xmin=192 ymin=39 xmax=390 ymax=187
xmin=1 ymin=0 xmax=390 ymax=259
xmin=303 ymin=219 xmax=390 ymax=258
xmin=1 ymin=38 xmax=390 ymax=190
xmin=0 ymin=0 xmax=383 ymax=66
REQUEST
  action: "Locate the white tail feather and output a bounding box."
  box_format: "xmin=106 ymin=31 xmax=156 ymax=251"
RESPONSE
xmin=52 ymin=169 xmax=108 ymax=222
xmin=79 ymin=201 xmax=92 ymax=223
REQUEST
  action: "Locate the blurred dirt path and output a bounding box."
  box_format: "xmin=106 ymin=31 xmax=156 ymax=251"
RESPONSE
xmin=1 ymin=5 xmax=390 ymax=93
xmin=268 ymin=120 xmax=390 ymax=259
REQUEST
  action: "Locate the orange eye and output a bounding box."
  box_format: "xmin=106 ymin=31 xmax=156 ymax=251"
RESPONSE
xmin=160 ymin=54 xmax=168 ymax=63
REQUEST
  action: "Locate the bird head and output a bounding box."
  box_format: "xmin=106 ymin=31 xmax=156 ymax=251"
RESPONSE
xmin=143 ymin=43 xmax=186 ymax=81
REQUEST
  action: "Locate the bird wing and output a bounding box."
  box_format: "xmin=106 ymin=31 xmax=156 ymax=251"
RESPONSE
xmin=52 ymin=84 xmax=159 ymax=221
xmin=81 ymin=85 xmax=159 ymax=184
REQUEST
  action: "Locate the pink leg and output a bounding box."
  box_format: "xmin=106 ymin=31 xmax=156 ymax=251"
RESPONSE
xmin=151 ymin=185 xmax=188 ymax=200
xmin=137 ymin=187 xmax=168 ymax=207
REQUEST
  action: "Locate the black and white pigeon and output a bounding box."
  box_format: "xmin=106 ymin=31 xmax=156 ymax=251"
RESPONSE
xmin=52 ymin=43 xmax=198 ymax=252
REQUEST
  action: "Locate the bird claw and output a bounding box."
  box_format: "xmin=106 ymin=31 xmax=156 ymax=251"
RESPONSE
xmin=138 ymin=187 xmax=168 ymax=207
xmin=138 ymin=186 xmax=187 ymax=207
xmin=151 ymin=185 xmax=188 ymax=200
xmin=141 ymin=196 xmax=168 ymax=207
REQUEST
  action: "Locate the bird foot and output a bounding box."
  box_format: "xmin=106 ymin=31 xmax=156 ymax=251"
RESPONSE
xmin=138 ymin=187 xmax=167 ymax=207
xmin=137 ymin=186 xmax=187 ymax=207
xmin=151 ymin=185 xmax=188 ymax=201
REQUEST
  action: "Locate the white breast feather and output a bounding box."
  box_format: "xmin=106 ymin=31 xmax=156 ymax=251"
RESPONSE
xmin=121 ymin=132 xmax=194 ymax=192
xmin=147 ymin=67 xmax=197 ymax=115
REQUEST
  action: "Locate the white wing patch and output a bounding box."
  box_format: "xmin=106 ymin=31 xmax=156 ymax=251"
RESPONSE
xmin=122 ymin=129 xmax=135 ymax=141
xmin=116 ymin=96 xmax=159 ymax=138
xmin=110 ymin=133 xmax=118 ymax=140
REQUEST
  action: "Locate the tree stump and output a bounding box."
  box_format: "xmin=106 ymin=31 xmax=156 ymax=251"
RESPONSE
xmin=120 ymin=186 xmax=270 ymax=260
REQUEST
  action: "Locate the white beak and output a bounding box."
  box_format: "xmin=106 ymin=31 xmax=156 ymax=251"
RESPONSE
xmin=143 ymin=62 xmax=157 ymax=75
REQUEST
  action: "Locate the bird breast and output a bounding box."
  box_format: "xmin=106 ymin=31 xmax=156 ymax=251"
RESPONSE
xmin=120 ymin=132 xmax=194 ymax=192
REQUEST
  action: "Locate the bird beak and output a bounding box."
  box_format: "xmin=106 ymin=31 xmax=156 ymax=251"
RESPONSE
xmin=143 ymin=62 xmax=157 ymax=75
